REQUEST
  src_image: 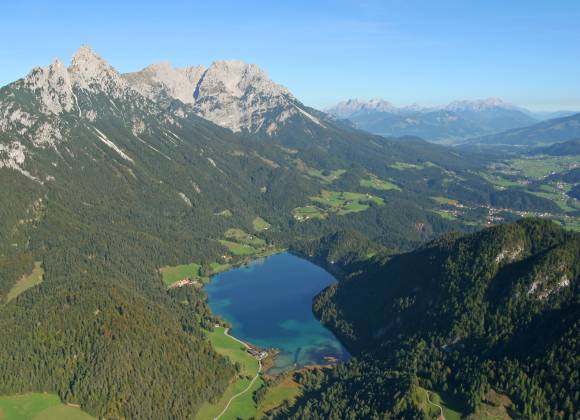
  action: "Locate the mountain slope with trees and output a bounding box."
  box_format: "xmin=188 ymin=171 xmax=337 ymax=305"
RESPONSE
xmin=283 ymin=219 xmax=580 ymax=419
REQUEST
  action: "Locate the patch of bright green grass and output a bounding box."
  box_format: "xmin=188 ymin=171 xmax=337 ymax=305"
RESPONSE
xmin=0 ymin=393 xmax=94 ymax=420
xmin=196 ymin=327 xmax=262 ymax=420
xmin=6 ymin=262 xmax=44 ymax=302
xmin=209 ymin=262 xmax=232 ymax=274
xmin=306 ymin=168 xmax=346 ymax=184
xmin=219 ymin=240 xmax=257 ymax=256
xmin=159 ymin=262 xmax=201 ymax=287
xmin=252 ymin=216 xmax=271 ymax=231
xmin=431 ymin=209 xmax=459 ymax=221
xmin=207 ymin=327 xmax=258 ymax=376
xmin=508 ymin=156 xmax=579 ymax=179
xmin=258 ymin=376 xmax=301 ymax=417
xmin=414 ymin=387 xmax=466 ymax=420
xmin=390 ymin=161 xmax=436 ymax=170
xmin=293 ymin=191 xmax=384 ymax=221
xmin=224 ymin=229 xmax=267 ymax=248
xmin=431 ymin=196 xmax=460 ymax=207
xmin=292 ymin=206 xmax=326 ymax=221
xmin=479 ymin=172 xmax=523 ymax=189
xmin=360 ymin=176 xmax=401 ymax=191
xmin=528 ymin=191 xmax=576 ymax=212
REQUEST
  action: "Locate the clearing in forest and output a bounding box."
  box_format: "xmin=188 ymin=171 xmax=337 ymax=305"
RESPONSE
xmin=6 ymin=262 xmax=44 ymax=302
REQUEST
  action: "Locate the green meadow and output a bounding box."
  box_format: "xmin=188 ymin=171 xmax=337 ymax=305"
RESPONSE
xmin=159 ymin=262 xmax=202 ymax=287
xmin=306 ymin=168 xmax=346 ymax=183
xmin=360 ymin=175 xmax=401 ymax=191
xmin=0 ymin=393 xmax=94 ymax=420
xmin=252 ymin=216 xmax=271 ymax=231
xmin=6 ymin=262 xmax=44 ymax=302
xmin=293 ymin=190 xmax=384 ymax=221
xmin=196 ymin=327 xmax=263 ymax=420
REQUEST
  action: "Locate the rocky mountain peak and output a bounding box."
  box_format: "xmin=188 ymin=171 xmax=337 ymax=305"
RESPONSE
xmin=124 ymin=58 xmax=303 ymax=133
xmin=195 ymin=60 xmax=291 ymax=100
xmin=326 ymin=98 xmax=401 ymax=118
xmin=123 ymin=61 xmax=205 ymax=105
xmin=23 ymin=57 xmax=75 ymax=115
xmin=68 ymin=45 xmax=126 ymax=93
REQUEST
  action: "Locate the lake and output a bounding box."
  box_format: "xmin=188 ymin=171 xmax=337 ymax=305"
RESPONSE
xmin=205 ymin=252 xmax=350 ymax=374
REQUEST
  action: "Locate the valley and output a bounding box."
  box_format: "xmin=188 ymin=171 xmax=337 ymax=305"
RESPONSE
xmin=0 ymin=40 xmax=577 ymax=420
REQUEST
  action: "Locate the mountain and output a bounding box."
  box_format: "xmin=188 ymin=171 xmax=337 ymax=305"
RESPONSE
xmin=443 ymin=97 xmax=538 ymax=132
xmin=528 ymin=110 xmax=579 ymax=121
xmin=124 ymin=59 xmax=324 ymax=135
xmin=0 ymin=45 xmax=508 ymax=418
xmin=326 ymin=97 xmax=539 ymax=142
xmin=2 ymin=45 xmax=576 ymax=419
xmin=468 ymin=112 xmax=580 ymax=146
xmin=531 ymin=138 xmax=580 ymax=156
xmin=284 ymin=219 xmax=580 ymax=419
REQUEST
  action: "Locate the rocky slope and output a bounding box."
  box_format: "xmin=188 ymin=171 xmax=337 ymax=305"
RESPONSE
xmin=124 ymin=59 xmax=325 ymax=134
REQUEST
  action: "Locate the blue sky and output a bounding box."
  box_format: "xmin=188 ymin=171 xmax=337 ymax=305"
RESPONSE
xmin=1 ymin=0 xmax=579 ymax=111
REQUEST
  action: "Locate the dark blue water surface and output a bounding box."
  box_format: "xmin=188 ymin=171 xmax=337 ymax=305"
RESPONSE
xmin=205 ymin=252 xmax=350 ymax=374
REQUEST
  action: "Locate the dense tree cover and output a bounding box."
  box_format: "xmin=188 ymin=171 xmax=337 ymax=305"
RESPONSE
xmin=532 ymin=139 xmax=580 ymax=156
xmin=292 ymin=219 xmax=580 ymax=419
xmin=273 ymin=360 xmax=424 ymax=420
xmin=2 ymin=59 xmax=577 ymax=419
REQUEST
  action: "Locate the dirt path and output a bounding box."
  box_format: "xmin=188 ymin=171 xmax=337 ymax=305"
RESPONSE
xmin=214 ymin=329 xmax=262 ymax=420
xmin=425 ymin=390 xmax=446 ymax=420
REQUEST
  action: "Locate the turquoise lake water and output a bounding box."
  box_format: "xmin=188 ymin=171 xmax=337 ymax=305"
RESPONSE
xmin=205 ymin=252 xmax=350 ymax=374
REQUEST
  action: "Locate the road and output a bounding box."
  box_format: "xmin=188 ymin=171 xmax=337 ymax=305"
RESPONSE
xmin=214 ymin=328 xmax=262 ymax=420
xmin=425 ymin=390 xmax=445 ymax=420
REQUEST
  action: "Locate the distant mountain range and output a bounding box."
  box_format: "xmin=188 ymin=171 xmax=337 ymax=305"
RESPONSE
xmin=326 ymin=98 xmax=578 ymax=143
xmin=466 ymin=112 xmax=580 ymax=146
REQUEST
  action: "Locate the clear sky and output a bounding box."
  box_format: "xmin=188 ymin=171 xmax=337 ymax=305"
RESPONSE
xmin=1 ymin=0 xmax=579 ymax=111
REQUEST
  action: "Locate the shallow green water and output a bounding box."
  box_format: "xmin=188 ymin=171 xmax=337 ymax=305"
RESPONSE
xmin=205 ymin=252 xmax=350 ymax=374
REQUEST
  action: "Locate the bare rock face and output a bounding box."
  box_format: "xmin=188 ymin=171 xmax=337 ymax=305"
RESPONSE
xmin=23 ymin=58 xmax=75 ymax=115
xmin=124 ymin=61 xmax=205 ymax=105
xmin=124 ymin=59 xmax=322 ymax=134
xmin=68 ymin=45 xmax=128 ymax=96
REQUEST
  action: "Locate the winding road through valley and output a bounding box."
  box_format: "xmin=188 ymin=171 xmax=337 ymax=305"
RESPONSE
xmin=214 ymin=328 xmax=263 ymax=420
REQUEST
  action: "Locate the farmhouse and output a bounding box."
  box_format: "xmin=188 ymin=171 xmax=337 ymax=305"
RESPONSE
xmin=246 ymin=347 xmax=268 ymax=360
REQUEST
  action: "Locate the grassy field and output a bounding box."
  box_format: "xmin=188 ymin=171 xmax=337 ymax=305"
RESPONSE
xmin=252 ymin=216 xmax=271 ymax=231
xmin=431 ymin=196 xmax=461 ymax=206
xmin=360 ymin=176 xmax=401 ymax=191
xmin=508 ymin=156 xmax=579 ymax=179
xmin=390 ymin=161 xmax=436 ymax=171
xmin=414 ymin=387 xmax=465 ymax=420
xmin=196 ymin=327 xmax=263 ymax=420
xmin=0 ymin=393 xmax=94 ymax=420
xmin=219 ymin=240 xmax=258 ymax=256
xmin=471 ymin=390 xmax=513 ymax=420
xmin=6 ymin=262 xmax=44 ymax=302
xmin=159 ymin=262 xmax=202 ymax=287
xmin=306 ymin=168 xmax=346 ymax=183
xmin=528 ymin=190 xmax=576 ymax=212
xmin=293 ymin=191 xmax=384 ymax=221
xmin=224 ymin=229 xmax=267 ymax=248
xmin=479 ymin=172 xmax=524 ymax=189
xmin=431 ymin=209 xmax=459 ymax=221
xmin=257 ymin=375 xmax=301 ymax=417
xmin=292 ymin=206 xmax=326 ymax=221
xmin=209 ymin=262 xmax=232 ymax=274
